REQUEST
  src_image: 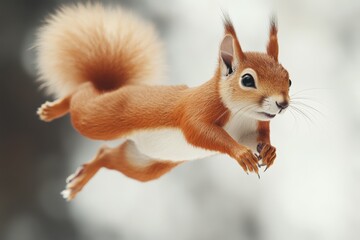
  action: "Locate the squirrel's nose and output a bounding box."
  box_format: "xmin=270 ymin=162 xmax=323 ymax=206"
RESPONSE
xmin=276 ymin=101 xmax=289 ymax=110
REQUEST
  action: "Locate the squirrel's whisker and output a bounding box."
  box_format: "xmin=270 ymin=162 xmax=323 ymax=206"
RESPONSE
xmin=290 ymin=105 xmax=315 ymax=126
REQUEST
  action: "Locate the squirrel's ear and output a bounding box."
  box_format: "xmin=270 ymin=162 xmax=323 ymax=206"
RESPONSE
xmin=267 ymin=17 xmax=279 ymax=61
xmin=220 ymin=15 xmax=244 ymax=77
xmin=220 ymin=35 xmax=236 ymax=77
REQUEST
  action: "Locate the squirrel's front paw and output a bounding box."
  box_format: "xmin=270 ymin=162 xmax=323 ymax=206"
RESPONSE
xmin=233 ymin=148 xmax=259 ymax=177
xmin=257 ymin=143 xmax=276 ymax=171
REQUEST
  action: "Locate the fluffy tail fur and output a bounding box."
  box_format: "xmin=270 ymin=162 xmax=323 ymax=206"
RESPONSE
xmin=36 ymin=3 xmax=165 ymax=97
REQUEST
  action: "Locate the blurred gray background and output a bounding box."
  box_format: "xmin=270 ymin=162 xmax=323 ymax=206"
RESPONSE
xmin=1 ymin=0 xmax=360 ymax=240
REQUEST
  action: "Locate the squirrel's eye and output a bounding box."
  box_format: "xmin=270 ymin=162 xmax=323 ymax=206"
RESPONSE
xmin=241 ymin=74 xmax=256 ymax=88
xmin=289 ymin=79 xmax=292 ymax=87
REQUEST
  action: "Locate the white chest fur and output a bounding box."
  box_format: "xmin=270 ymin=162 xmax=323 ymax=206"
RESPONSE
xmin=128 ymin=128 xmax=216 ymax=161
xmin=128 ymin=113 xmax=259 ymax=162
xmin=223 ymin=113 xmax=258 ymax=151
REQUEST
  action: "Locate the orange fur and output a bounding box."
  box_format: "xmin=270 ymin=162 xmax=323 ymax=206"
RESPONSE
xmin=257 ymin=121 xmax=270 ymax=144
xmin=64 ymin=140 xmax=181 ymax=200
xmin=36 ymin=3 xmax=291 ymax=200
xmin=267 ymin=18 xmax=279 ymax=61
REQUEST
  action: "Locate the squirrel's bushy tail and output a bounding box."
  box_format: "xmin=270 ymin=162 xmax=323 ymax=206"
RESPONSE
xmin=36 ymin=3 xmax=165 ymax=97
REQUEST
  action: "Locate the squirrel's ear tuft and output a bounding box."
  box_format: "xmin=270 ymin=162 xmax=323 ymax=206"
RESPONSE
xmin=267 ymin=16 xmax=279 ymax=61
xmin=219 ymin=13 xmax=244 ymax=77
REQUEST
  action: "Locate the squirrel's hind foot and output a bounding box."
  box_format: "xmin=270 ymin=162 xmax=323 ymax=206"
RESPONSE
xmin=61 ymin=163 xmax=97 ymax=201
xmin=37 ymin=98 xmax=70 ymax=122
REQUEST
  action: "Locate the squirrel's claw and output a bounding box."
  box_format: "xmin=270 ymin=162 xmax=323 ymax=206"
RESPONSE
xmin=257 ymin=142 xmax=277 ymax=172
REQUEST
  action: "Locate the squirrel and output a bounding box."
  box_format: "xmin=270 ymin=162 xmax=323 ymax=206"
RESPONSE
xmin=35 ymin=3 xmax=291 ymax=201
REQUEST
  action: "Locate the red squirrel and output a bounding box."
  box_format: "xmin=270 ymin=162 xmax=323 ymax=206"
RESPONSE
xmin=36 ymin=3 xmax=291 ymax=201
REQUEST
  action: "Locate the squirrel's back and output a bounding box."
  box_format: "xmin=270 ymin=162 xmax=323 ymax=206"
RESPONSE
xmin=36 ymin=3 xmax=165 ymax=97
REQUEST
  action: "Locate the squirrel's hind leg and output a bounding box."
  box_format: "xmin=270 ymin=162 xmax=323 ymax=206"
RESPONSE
xmin=61 ymin=140 xmax=182 ymax=201
xmin=37 ymin=96 xmax=71 ymax=122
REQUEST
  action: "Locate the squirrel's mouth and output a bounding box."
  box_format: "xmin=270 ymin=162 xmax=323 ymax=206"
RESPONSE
xmin=258 ymin=112 xmax=276 ymax=119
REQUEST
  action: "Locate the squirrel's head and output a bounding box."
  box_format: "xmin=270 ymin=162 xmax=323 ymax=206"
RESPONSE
xmin=217 ymin=16 xmax=291 ymax=121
